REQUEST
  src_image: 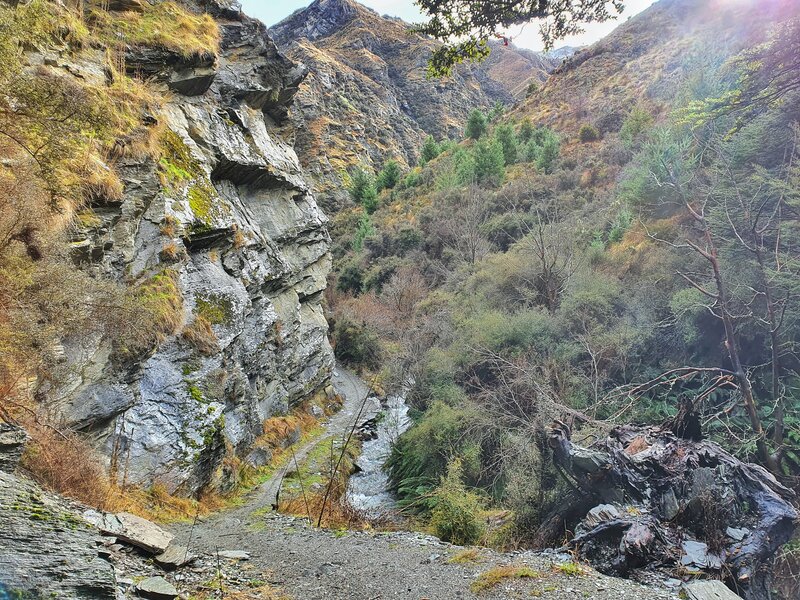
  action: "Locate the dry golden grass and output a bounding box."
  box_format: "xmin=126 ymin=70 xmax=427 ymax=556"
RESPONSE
xmin=279 ymin=472 xmax=365 ymax=530
xmin=159 ymin=240 xmax=183 ymax=262
xmin=182 ymin=315 xmax=220 ymax=356
xmin=448 ymin=547 xmax=483 ymax=564
xmin=259 ymin=414 xmax=314 ymax=450
xmin=21 ymin=425 xmax=120 ymax=510
xmin=160 ymin=215 xmax=179 ymax=238
xmin=19 ymin=423 xmax=220 ymax=522
xmin=89 ymin=2 xmax=220 ymax=59
xmin=470 ymin=564 xmax=541 ymax=594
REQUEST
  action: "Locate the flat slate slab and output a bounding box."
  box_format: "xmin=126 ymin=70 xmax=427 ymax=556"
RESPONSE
xmin=685 ymin=581 xmax=744 ymax=600
xmin=99 ymin=512 xmax=174 ymax=554
xmin=217 ymin=550 xmax=250 ymax=560
xmin=154 ymin=544 xmax=196 ymax=570
xmin=136 ymin=576 xmax=178 ymax=600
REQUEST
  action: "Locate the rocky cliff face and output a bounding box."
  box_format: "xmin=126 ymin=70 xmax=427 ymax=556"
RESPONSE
xmin=53 ymin=2 xmax=334 ymax=495
xmin=270 ymin=0 xmax=556 ymax=210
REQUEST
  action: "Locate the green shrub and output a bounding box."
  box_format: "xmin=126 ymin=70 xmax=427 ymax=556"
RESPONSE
xmin=620 ymin=106 xmax=654 ymax=149
xmin=518 ymin=118 xmax=535 ymax=143
xmin=352 ymin=214 xmax=374 ymax=252
xmin=401 ymin=170 xmax=422 ymax=189
xmin=430 ymin=458 xmax=486 ymax=545
xmin=336 ymin=261 xmax=364 ymax=295
xmin=387 ymin=401 xmax=481 ymax=508
xmin=522 ymin=127 xmax=560 ymax=173
xmin=348 ymin=167 xmax=378 ymax=212
xmin=608 ymin=208 xmax=633 ymax=243
xmin=487 ymin=101 xmax=505 ymax=123
xmin=578 ymin=123 xmax=600 ymax=143
xmin=466 ymin=109 xmax=487 ymax=140
xmin=332 ymin=316 xmax=382 ymax=370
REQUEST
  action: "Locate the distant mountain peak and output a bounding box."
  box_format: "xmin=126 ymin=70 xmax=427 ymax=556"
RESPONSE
xmin=271 ymin=0 xmax=375 ymax=46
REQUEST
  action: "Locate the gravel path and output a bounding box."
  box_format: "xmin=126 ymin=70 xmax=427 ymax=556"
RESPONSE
xmin=170 ymin=368 xmax=679 ymax=599
xmin=172 ymin=512 xmax=679 ymax=599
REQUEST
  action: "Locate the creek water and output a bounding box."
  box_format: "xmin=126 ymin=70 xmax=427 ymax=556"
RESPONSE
xmin=346 ymin=390 xmax=411 ymax=519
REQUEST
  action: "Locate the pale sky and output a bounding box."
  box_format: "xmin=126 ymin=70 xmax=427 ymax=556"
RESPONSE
xmin=243 ymin=0 xmax=657 ymax=51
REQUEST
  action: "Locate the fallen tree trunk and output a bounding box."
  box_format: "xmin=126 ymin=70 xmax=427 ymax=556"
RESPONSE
xmin=538 ymin=421 xmax=797 ymax=600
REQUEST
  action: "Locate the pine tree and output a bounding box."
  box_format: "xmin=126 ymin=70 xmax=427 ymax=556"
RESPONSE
xmin=494 ymin=123 xmax=518 ymax=166
xmin=420 ymin=135 xmax=441 ymax=165
xmin=376 ymin=159 xmax=402 ymax=191
xmin=473 ymin=138 xmax=505 ymax=184
xmin=465 ymin=109 xmax=487 ymax=140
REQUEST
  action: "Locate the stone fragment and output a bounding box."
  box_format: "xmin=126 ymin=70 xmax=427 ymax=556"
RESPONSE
xmin=136 ymin=576 xmax=178 ymax=600
xmin=681 ymin=540 xmax=723 ymax=570
xmin=584 ymin=504 xmax=621 ymax=527
xmin=217 ymin=550 xmax=250 ymax=560
xmin=100 ymin=512 xmax=174 ymax=554
xmin=684 ymin=580 xmax=743 ymax=600
xmin=155 ymin=545 xmax=196 ymax=570
xmin=725 ymin=526 xmax=749 ymax=541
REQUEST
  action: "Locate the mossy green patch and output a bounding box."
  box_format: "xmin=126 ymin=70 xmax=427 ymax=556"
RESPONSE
xmin=195 ymin=293 xmax=233 ymax=325
xmin=159 ymin=129 xmax=201 ymax=187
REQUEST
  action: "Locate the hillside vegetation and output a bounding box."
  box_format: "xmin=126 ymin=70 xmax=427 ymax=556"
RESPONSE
xmin=325 ymin=0 xmax=800 ymax=553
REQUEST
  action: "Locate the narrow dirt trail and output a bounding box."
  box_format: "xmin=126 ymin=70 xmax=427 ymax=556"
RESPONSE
xmin=248 ymin=368 xmax=376 ymax=513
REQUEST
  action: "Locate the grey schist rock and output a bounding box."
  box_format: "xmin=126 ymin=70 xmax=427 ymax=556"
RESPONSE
xmin=98 ymin=512 xmax=174 ymax=554
xmin=154 ymin=544 xmax=196 ymax=570
xmin=684 ymin=581 xmax=744 ymax=600
xmin=0 ymin=423 xmax=28 ymax=473
xmin=218 ymin=550 xmax=251 ymax=560
xmin=51 ymin=1 xmax=335 ymax=499
xmin=0 ymin=471 xmax=116 ymax=598
xmin=136 ymin=576 xmax=179 ymax=600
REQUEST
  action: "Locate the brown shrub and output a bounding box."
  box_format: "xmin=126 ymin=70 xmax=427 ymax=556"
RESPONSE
xmin=159 ymin=240 xmax=184 ymax=263
xmin=21 ymin=426 xmax=118 ymax=510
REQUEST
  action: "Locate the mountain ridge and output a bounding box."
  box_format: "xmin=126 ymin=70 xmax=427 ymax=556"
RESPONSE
xmin=270 ymin=0 xmax=558 ymax=210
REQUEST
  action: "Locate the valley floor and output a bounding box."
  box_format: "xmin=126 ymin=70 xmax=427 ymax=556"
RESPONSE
xmin=170 ymin=507 xmax=679 ymax=600
xmin=163 ymin=369 xmax=679 ymax=600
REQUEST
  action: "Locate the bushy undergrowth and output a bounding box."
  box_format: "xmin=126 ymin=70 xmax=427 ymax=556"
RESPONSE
xmin=329 ymin=18 xmax=800 ymax=545
xmin=430 ymin=459 xmax=486 ymax=545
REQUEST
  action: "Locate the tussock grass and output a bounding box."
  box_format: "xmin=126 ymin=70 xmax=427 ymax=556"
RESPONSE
xmin=448 ymin=547 xmax=483 ymax=564
xmin=182 ymin=315 xmax=219 ymax=356
xmin=20 ymin=425 xmax=221 ymax=522
xmin=470 ymin=564 xmax=541 ymax=593
xmin=553 ymin=561 xmax=589 ymax=576
xmin=89 ymin=1 xmax=220 ymax=58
